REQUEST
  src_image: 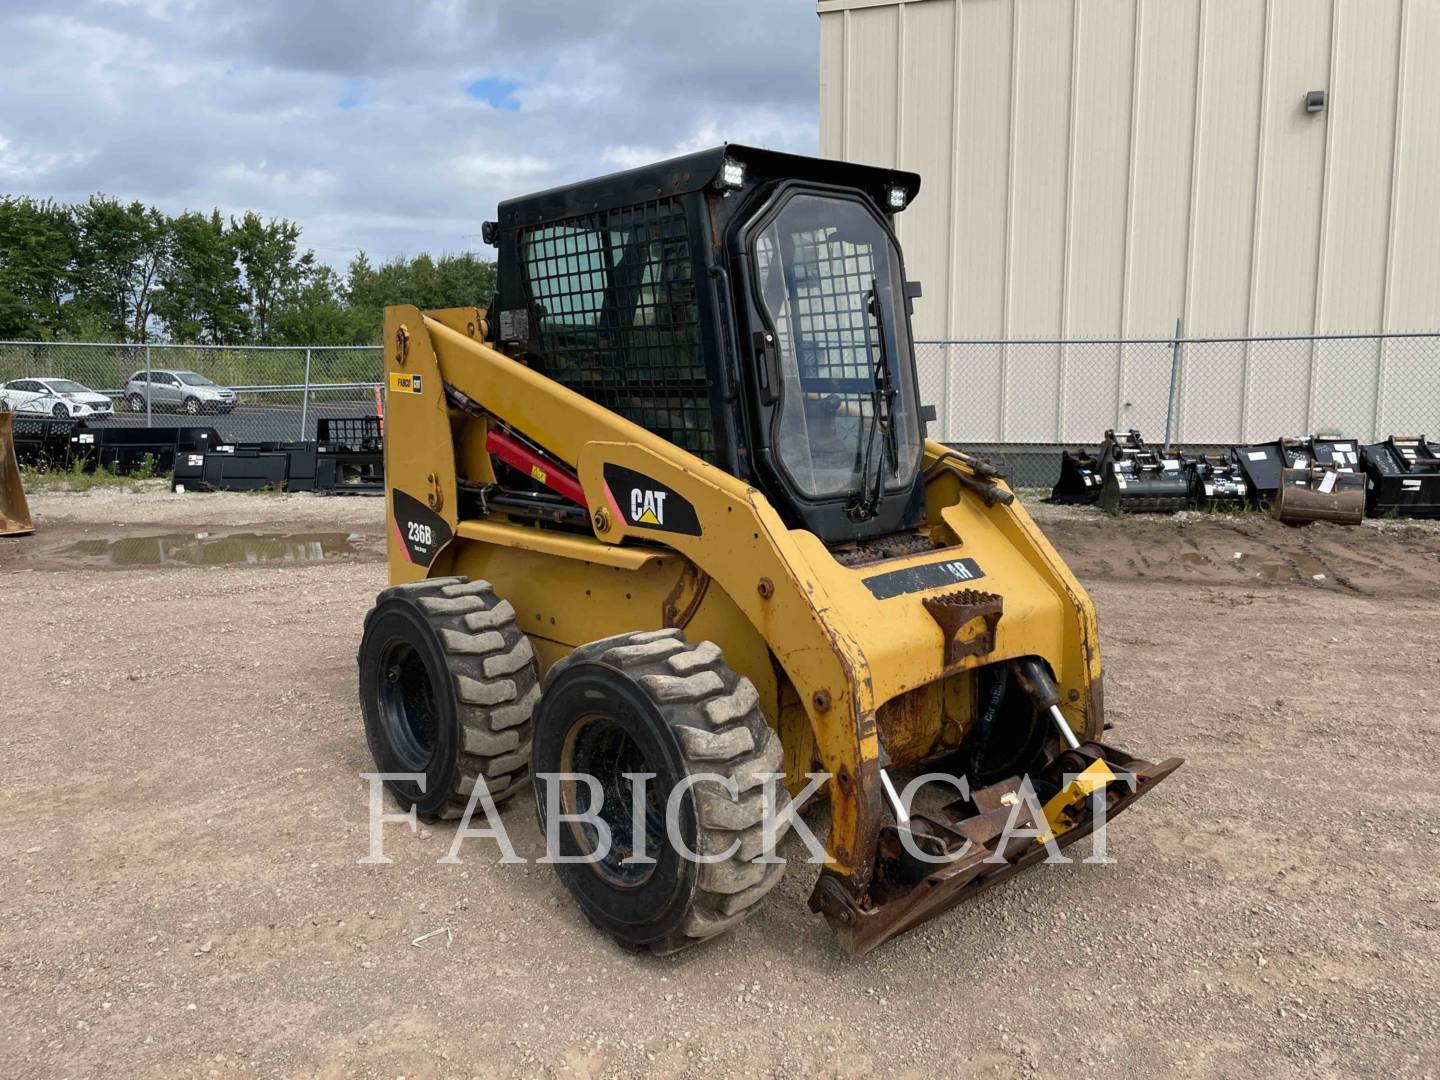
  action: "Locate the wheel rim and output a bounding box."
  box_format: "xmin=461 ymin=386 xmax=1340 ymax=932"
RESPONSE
xmin=377 ymin=638 xmax=440 ymax=771
xmin=53 ymin=404 xmax=66 ymax=418
xmin=560 ymin=714 xmax=664 ymax=889
xmin=185 ymin=398 xmax=198 ymax=414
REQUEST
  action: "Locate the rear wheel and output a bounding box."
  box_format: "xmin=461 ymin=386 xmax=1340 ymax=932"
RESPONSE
xmin=533 ymin=629 xmax=790 ymax=953
xmin=182 ymin=396 xmax=200 ymax=415
xmin=127 ymin=394 xmax=144 ymax=413
xmin=358 ymin=576 xmax=539 ymax=818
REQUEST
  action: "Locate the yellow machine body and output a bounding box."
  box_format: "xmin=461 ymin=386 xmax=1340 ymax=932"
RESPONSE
xmin=376 ymin=305 xmax=1180 ymax=952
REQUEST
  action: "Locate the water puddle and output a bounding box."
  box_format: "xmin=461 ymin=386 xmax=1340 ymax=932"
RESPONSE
xmin=63 ymin=531 xmax=361 ymax=568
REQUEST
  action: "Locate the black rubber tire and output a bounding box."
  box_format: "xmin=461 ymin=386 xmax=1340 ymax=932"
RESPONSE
xmin=533 ymin=629 xmax=790 ymax=954
xmin=51 ymin=403 xmax=67 ymax=418
xmin=127 ymin=394 xmax=144 ymax=413
xmin=182 ymin=396 xmax=200 ymax=415
xmin=358 ymin=576 xmax=539 ymax=819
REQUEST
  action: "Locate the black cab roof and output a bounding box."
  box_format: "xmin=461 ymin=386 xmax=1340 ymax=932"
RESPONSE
xmin=495 ymin=143 xmax=921 ymax=229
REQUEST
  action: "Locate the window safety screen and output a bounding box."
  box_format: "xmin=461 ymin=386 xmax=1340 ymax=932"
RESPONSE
xmin=519 ymin=199 xmax=713 ymax=462
xmin=752 ymin=194 xmax=920 ymax=499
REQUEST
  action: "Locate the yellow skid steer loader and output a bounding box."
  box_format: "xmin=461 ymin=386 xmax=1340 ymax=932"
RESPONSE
xmin=358 ymin=145 xmax=1181 ymax=954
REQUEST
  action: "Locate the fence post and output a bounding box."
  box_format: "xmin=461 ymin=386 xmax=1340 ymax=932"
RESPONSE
xmin=939 ymin=344 xmax=953 ymax=442
xmin=1370 ymin=337 xmax=1386 ymax=444
xmin=1164 ymin=317 xmax=1184 ymax=449
xmin=144 ymin=343 xmax=152 ymax=428
xmin=299 ymin=347 xmax=312 ymax=440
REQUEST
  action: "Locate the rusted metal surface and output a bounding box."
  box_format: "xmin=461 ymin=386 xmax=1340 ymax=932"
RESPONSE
xmin=923 ymin=588 xmax=1004 ymax=671
xmin=1082 ymin=673 xmax=1106 ymax=741
xmin=1273 ymin=466 xmax=1366 ymax=525
xmin=831 ymin=531 xmax=937 ymax=568
xmin=0 ymin=413 xmax=35 ymax=537
xmin=808 ymin=742 xmax=1183 ymax=955
xmin=875 ymin=682 xmax=946 ymax=765
xmin=661 ymin=559 xmax=710 ymax=629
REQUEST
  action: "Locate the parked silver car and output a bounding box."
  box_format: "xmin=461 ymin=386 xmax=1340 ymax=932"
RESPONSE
xmin=124 ymin=369 xmax=237 ymax=415
xmin=0 ymin=377 xmax=115 ymax=419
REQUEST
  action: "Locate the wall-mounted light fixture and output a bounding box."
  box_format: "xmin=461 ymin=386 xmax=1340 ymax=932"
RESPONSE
xmin=1305 ymin=90 xmax=1326 ymax=113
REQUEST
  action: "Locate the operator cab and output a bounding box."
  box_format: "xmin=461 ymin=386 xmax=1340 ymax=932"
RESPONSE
xmin=487 ymin=144 xmax=927 ymax=545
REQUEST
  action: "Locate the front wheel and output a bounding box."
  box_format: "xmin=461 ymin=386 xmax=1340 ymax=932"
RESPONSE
xmin=533 ymin=629 xmax=790 ymax=953
xmin=51 ymin=403 xmax=68 ymax=418
xmin=358 ymin=577 xmax=539 ymax=818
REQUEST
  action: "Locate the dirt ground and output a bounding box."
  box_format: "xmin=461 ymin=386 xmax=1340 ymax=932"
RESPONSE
xmin=2 ymin=487 xmax=1437 ymax=1079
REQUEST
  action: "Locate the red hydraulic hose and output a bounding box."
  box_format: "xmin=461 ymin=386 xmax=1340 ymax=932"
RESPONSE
xmin=484 ymin=427 xmax=586 ymax=506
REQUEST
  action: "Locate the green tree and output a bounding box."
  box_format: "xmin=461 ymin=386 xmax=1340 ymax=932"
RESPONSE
xmin=72 ymin=196 xmax=169 ymax=341
xmin=273 ymin=264 xmax=355 ymax=344
xmin=0 ymin=197 xmax=80 ymax=340
xmin=154 ymin=210 xmax=248 ymax=343
xmin=230 ymin=211 xmax=314 ymax=343
xmin=0 ymin=193 xmax=498 ymax=346
xmin=340 ymin=250 xmax=497 ymax=344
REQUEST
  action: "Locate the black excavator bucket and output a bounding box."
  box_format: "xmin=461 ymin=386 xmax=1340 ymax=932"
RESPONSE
xmin=70 ymin=424 xmax=227 ymax=476
xmin=1096 ymin=430 xmax=1190 ymax=513
xmin=1185 ymin=453 xmax=1249 ymax=510
xmin=9 ymin=415 xmax=84 ymax=471
xmin=1273 ymin=437 xmax=1366 ymax=525
xmin=1049 ymin=448 xmax=1103 ymax=504
xmin=1231 ymin=438 xmax=1311 ymax=507
xmin=1363 ymin=436 xmax=1440 ymax=518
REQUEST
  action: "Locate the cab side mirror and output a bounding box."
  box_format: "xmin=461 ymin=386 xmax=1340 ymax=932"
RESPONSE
xmin=905 ymin=280 xmax=923 ymax=315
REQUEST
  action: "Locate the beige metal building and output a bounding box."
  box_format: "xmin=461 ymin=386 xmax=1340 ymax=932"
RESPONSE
xmin=818 ymin=0 xmax=1440 ymax=444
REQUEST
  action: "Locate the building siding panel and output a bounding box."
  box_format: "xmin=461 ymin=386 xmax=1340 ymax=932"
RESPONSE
xmin=818 ymin=0 xmax=1433 ymax=442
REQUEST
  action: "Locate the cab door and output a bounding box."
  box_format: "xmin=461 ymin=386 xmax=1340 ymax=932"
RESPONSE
xmin=725 ymin=184 xmax=927 ymax=544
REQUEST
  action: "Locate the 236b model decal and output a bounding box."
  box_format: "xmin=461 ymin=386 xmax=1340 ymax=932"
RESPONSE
xmin=392 ymin=489 xmax=452 ymax=565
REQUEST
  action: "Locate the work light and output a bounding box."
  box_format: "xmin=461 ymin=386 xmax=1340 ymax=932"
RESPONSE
xmin=718 ymin=158 xmax=746 ymax=190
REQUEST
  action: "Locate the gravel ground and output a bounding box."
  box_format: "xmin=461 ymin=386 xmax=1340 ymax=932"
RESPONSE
xmin=1 ymin=490 xmax=1437 ymax=1078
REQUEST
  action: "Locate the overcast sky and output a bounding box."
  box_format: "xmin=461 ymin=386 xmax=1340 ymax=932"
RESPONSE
xmin=0 ymin=0 xmax=820 ymax=268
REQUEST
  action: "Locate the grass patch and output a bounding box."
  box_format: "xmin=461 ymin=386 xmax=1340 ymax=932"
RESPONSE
xmin=21 ymin=453 xmax=160 ymax=493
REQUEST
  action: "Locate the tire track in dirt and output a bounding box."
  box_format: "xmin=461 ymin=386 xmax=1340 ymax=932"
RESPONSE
xmin=1031 ymin=505 xmax=1440 ymax=600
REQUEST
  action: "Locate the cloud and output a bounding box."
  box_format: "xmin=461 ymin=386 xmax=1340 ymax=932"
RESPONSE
xmin=0 ymin=0 xmax=819 ymax=266
xmin=0 ymin=134 xmax=96 ymax=183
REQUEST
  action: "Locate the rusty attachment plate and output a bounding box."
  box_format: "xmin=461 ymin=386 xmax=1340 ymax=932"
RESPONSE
xmin=813 ymin=743 xmax=1183 ymax=955
xmin=1273 ymin=466 xmax=1366 ymax=525
xmin=0 ymin=412 xmax=35 ymax=537
xmin=922 ymin=588 xmax=1003 ymax=670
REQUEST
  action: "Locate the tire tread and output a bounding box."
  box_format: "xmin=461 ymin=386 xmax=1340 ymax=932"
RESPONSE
xmin=374 ymin=576 xmax=539 ymax=818
xmin=564 ymin=629 xmax=791 ymax=953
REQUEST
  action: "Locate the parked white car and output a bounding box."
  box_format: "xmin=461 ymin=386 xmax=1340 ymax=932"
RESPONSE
xmin=0 ymin=377 xmax=115 ymax=419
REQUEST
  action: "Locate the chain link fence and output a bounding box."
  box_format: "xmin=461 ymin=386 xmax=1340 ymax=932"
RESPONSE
xmin=0 ymin=341 xmax=383 ymax=442
xmin=916 ymin=328 xmax=1440 ymax=487
xmin=6 ymin=331 xmax=1438 ymax=489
